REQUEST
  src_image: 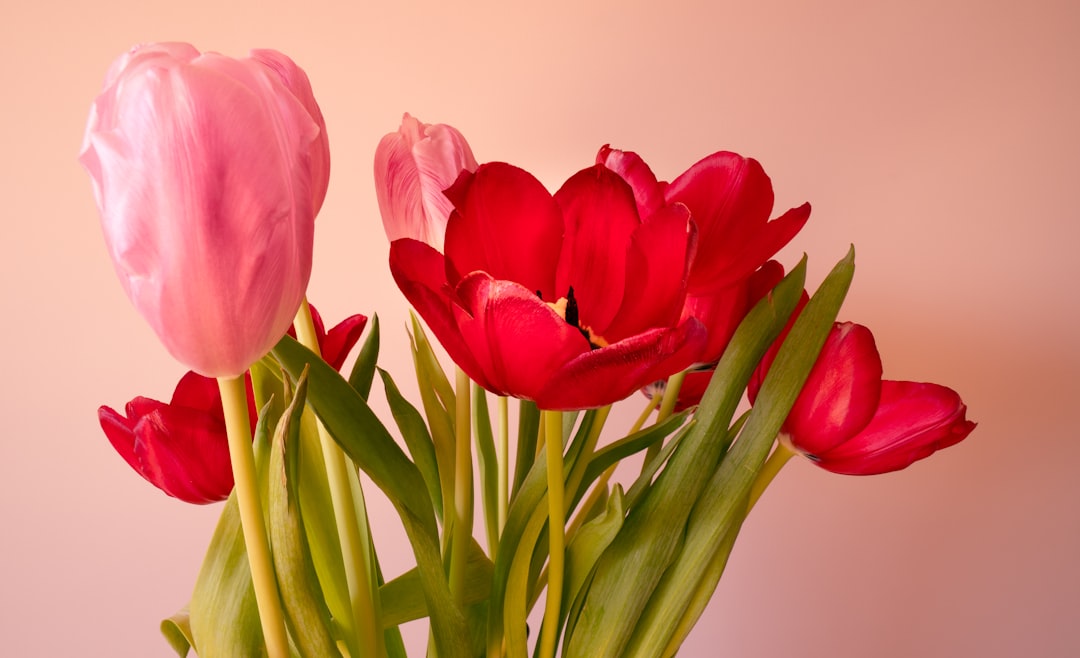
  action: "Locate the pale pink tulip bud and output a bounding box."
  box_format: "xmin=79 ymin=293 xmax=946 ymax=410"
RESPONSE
xmin=374 ymin=113 xmax=478 ymax=250
xmin=80 ymin=43 xmax=327 ymax=377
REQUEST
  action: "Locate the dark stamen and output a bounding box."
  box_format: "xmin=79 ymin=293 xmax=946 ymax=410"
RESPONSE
xmin=565 ymin=286 xmax=580 ymax=328
xmin=536 ymin=290 xmax=543 ymax=299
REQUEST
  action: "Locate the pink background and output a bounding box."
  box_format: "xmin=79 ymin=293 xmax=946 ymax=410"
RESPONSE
xmin=3 ymin=0 xmax=1078 ymax=655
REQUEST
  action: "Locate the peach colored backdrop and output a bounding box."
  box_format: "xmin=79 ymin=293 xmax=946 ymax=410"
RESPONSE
xmin=2 ymin=0 xmax=1077 ymax=655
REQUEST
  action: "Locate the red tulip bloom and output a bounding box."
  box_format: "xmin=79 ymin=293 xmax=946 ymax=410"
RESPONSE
xmin=100 ymin=307 xmax=367 ymax=503
xmin=749 ymin=322 xmax=976 ymax=475
xmin=390 ymin=162 xmax=706 ymax=410
xmin=599 ymin=146 xmax=810 ymax=363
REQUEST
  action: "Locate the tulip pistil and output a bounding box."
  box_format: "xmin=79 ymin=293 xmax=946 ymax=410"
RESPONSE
xmin=541 ymin=286 xmax=609 ymax=350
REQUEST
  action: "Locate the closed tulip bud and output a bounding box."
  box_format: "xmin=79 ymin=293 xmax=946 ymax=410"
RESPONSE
xmin=80 ymin=43 xmax=329 ymax=377
xmin=375 ymin=113 xmax=478 ymax=250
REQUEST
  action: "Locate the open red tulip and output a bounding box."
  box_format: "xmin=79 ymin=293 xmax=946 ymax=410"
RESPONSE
xmin=750 ymin=321 xmax=976 ymax=475
xmin=100 ymin=306 xmax=367 ymax=503
xmin=390 ymin=162 xmax=706 ymax=410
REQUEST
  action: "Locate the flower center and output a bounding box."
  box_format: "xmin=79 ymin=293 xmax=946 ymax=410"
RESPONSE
xmin=538 ymin=286 xmax=609 ymax=350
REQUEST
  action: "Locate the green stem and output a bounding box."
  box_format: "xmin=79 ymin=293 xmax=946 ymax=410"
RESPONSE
xmin=538 ymin=410 xmax=566 ymax=658
xmin=294 ymin=299 xmax=384 ymax=658
xmin=449 ymin=367 xmax=473 ymax=601
xmin=497 ymin=396 xmax=509 ymax=535
xmin=218 ymin=375 xmax=289 ymax=658
xmin=747 ymin=440 xmax=795 ymax=511
xmin=641 ymin=370 xmax=686 ymax=475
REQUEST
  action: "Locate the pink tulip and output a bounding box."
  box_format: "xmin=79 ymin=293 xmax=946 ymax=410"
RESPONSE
xmin=80 ymin=43 xmax=329 ymax=377
xmin=375 ymin=113 xmax=478 ymax=250
xmin=750 ymin=322 xmax=976 ymax=475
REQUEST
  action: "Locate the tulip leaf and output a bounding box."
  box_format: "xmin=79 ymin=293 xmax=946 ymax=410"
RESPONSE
xmin=378 ymin=366 xmax=443 ymax=519
xmin=562 ymin=485 xmax=624 ymax=636
xmin=511 ymin=399 xmax=540 ymax=498
xmin=473 ymin=383 xmax=500 ymax=555
xmin=349 ymin=313 xmax=380 ymax=400
xmin=267 ymin=370 xmax=341 ymax=657
xmin=565 ymin=257 xmax=808 ymax=658
xmin=271 ymin=335 xmax=470 ymax=658
xmin=408 ymin=321 xmax=456 ymax=526
xmin=160 ymin=609 xmax=192 ymax=657
xmin=624 ymin=246 xmax=856 ymax=657
xmin=410 ymin=312 xmax=457 ymax=426
xmin=379 ymin=538 xmax=494 ymax=627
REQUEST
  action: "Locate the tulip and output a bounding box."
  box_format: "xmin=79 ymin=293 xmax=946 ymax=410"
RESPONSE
xmin=599 ymin=147 xmax=809 ymax=369
xmin=750 ymin=321 xmax=976 ymax=475
xmin=80 ymin=43 xmax=329 ymax=377
xmin=375 ymin=113 xmax=478 ymax=250
xmin=100 ymin=306 xmax=366 ymax=503
xmin=390 ymin=162 xmax=706 ymax=410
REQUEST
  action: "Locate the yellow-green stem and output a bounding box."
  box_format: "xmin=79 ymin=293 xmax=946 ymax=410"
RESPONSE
xmin=538 ymin=410 xmax=566 ymax=658
xmin=497 ymin=396 xmax=509 ymax=535
xmin=641 ymin=370 xmax=686 ymax=475
xmin=449 ymin=367 xmax=473 ymax=601
xmin=218 ymin=375 xmax=289 ymax=658
xmin=294 ymin=299 xmax=384 ymax=658
xmin=631 ymin=394 xmax=659 ymax=435
xmin=747 ymin=440 xmax=796 ymax=511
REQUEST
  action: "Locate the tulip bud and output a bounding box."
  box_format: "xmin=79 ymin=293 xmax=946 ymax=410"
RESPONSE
xmin=80 ymin=43 xmax=328 ymax=377
xmin=375 ymin=113 xmax=478 ymax=250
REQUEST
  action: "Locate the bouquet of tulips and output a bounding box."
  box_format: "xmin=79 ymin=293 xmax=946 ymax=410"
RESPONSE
xmin=82 ymin=43 xmax=975 ymax=658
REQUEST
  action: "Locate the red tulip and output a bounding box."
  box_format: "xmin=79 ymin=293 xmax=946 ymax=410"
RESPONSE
xmin=100 ymin=307 xmax=367 ymax=503
xmin=599 ymin=146 xmax=809 ymax=363
xmin=750 ymin=322 xmax=976 ymax=475
xmin=390 ymin=162 xmax=706 ymax=410
xmin=375 ymin=113 xmax=478 ymax=250
xmin=80 ymin=43 xmax=328 ymax=377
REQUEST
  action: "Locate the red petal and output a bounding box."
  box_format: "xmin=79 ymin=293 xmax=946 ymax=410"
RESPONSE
xmin=814 ymin=381 xmax=976 ymax=475
xmin=535 ymin=318 xmax=706 ymax=410
xmin=784 ymin=323 xmax=883 ymax=455
xmin=390 ymin=238 xmax=485 ymax=382
xmin=170 ymin=370 xmax=223 ymax=413
xmin=321 ymin=312 xmax=369 ymax=371
xmin=665 ymin=152 xmax=809 ymax=290
xmin=442 ymin=163 xmax=562 ymax=299
xmin=99 ymin=405 xmax=143 ymax=474
xmin=452 ymin=272 xmax=589 ymax=400
xmin=134 ymin=407 xmax=234 ymax=503
xmin=554 ymin=165 xmax=643 ymax=334
xmin=596 ymin=145 xmax=666 ymax=220
xmin=603 ymin=203 xmax=695 ymax=342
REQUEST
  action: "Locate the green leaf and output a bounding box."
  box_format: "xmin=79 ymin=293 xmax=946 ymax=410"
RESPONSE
xmin=378 ymin=367 xmax=443 ymax=520
xmin=565 ymin=257 xmax=808 ymax=658
xmin=160 ymin=609 xmax=192 ymax=657
xmin=624 ymin=247 xmax=855 ymax=657
xmin=410 ymin=313 xmax=457 ymax=426
xmin=408 ymin=321 xmax=457 ymax=527
xmin=563 ymin=485 xmax=624 ymax=631
xmin=271 ymin=335 xmax=470 ymax=658
xmin=349 ymin=313 xmax=380 ymax=400
xmin=511 ymin=400 xmax=540 ymax=498
xmin=267 ymin=371 xmax=341 ymax=657
xmin=379 ymin=538 xmax=494 ymax=627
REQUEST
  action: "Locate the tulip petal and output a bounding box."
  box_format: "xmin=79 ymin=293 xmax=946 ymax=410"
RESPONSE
xmin=443 ymin=163 xmax=562 ymax=298
xmin=389 ymin=238 xmax=485 ymax=382
xmin=452 ymin=272 xmax=590 ymax=401
xmin=815 ymin=381 xmax=976 ymax=475
xmin=665 ymin=152 xmax=809 ymax=290
xmin=597 ymin=145 xmax=667 ymax=220
xmin=135 ymin=407 xmax=234 ymax=503
xmin=536 ymin=318 xmax=706 ymax=410
xmin=603 ymin=203 xmax=696 ymax=342
xmin=321 ymin=313 xmax=369 ymax=371
xmin=554 ymin=164 xmax=643 ymax=335
xmin=99 ymin=405 xmax=144 ymax=474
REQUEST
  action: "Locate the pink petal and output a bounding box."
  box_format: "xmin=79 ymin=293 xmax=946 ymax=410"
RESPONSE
xmin=536 ymin=318 xmax=706 ymax=410
xmin=553 ymin=164 xmax=644 ymax=335
xmin=442 ymin=163 xmax=562 ymax=299
xmin=815 ymin=381 xmax=976 ymax=475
